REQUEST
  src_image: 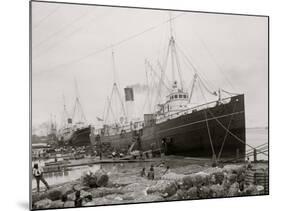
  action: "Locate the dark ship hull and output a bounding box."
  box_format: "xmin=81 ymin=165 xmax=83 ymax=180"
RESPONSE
xmin=141 ymin=94 xmax=245 ymax=158
xmin=93 ymin=94 xmax=245 ymax=159
xmin=90 ymin=130 xmax=138 ymax=156
xmin=101 ymin=131 xmax=134 ymax=152
xmin=69 ymin=126 xmax=91 ymax=146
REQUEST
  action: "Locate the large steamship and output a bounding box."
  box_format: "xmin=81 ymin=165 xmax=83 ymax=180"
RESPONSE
xmin=90 ymin=17 xmax=246 ymax=160
xmin=57 ymin=88 xmax=91 ymax=147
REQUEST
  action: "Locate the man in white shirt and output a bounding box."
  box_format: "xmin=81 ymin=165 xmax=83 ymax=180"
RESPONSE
xmin=32 ymin=163 xmax=50 ymax=192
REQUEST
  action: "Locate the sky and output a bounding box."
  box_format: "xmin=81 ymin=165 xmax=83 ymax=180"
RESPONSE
xmin=31 ymin=2 xmax=268 ymax=134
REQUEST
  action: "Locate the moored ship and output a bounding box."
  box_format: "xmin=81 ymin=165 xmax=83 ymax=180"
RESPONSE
xmin=140 ymin=93 xmax=245 ymax=159
xmin=58 ymin=86 xmax=91 ymax=146
xmin=90 ymin=17 xmax=246 ymax=160
xmin=69 ymin=122 xmax=91 ymax=146
xmin=58 ymin=123 xmax=91 ymax=146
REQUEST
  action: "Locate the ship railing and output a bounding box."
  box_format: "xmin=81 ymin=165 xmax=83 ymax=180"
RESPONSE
xmin=100 ymin=120 xmax=145 ymax=136
xmin=117 ymin=120 xmax=144 ymax=132
xmin=156 ymin=95 xmax=235 ymax=123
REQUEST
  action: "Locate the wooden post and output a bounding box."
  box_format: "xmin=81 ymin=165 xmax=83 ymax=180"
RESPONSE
xmin=236 ymin=148 xmax=240 ymax=162
xmin=254 ymin=149 xmax=257 ymax=163
xmin=212 ymin=153 xmax=217 ymax=167
xmin=96 ymin=135 xmax=102 ymax=160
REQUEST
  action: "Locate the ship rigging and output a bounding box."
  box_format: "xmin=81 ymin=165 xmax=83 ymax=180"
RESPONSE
xmin=57 ymin=80 xmax=91 ymax=146
xmin=90 ymin=13 xmax=246 ymax=160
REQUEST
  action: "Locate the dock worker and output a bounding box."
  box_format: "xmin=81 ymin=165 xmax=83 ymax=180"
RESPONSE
xmin=140 ymin=168 xmax=146 ymax=177
xmin=246 ymin=157 xmax=252 ymax=169
xmin=147 ymin=165 xmax=155 ymax=180
xmin=163 ymin=166 xmax=170 ymax=175
xmin=61 ymin=194 xmax=68 ymax=207
xmin=74 ymin=190 xmax=83 ymax=207
xmin=32 ymin=163 xmax=50 ymax=192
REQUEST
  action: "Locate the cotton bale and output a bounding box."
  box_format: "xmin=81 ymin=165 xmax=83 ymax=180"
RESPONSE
xmin=147 ymin=180 xmax=177 ymax=197
xmin=227 ymin=182 xmax=240 ymax=197
xmin=199 ymin=186 xmax=211 ymax=198
xmin=34 ymin=199 xmax=52 ymax=209
xmin=186 ymin=186 xmax=198 ymax=199
xmin=47 ymin=189 xmax=63 ymax=201
xmin=210 ymin=184 xmax=225 ymax=198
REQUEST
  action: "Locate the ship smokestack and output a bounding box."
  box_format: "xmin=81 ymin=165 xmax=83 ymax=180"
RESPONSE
xmin=124 ymin=87 xmax=135 ymax=122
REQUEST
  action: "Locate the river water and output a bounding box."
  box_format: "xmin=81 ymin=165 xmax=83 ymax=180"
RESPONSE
xmin=246 ymin=128 xmax=268 ymax=161
xmin=32 ymin=128 xmax=268 ymax=189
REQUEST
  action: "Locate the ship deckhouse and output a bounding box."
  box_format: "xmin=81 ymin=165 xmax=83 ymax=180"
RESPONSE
xmin=163 ymin=81 xmax=189 ymax=115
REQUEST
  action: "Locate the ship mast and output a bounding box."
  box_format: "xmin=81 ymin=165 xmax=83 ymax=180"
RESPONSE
xmin=169 ymin=13 xmax=176 ymax=86
xmin=155 ymin=13 xmax=186 ymax=109
xmin=72 ymin=78 xmax=87 ymax=124
xmin=60 ymin=94 xmax=70 ymax=128
xmin=168 ymin=13 xmax=184 ymax=91
xmin=104 ymin=50 xmax=127 ymax=124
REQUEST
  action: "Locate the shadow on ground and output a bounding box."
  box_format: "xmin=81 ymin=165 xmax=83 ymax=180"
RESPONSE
xmin=17 ymin=201 xmax=29 ymax=210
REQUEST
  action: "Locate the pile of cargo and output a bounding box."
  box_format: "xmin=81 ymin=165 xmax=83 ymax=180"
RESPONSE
xmin=81 ymin=169 xmax=109 ymax=188
xmin=146 ymin=164 xmax=267 ymax=200
xmin=93 ymin=142 xmax=114 ymax=157
xmin=32 ymin=163 xmax=268 ymax=209
xmin=32 ymin=169 xmax=110 ymax=209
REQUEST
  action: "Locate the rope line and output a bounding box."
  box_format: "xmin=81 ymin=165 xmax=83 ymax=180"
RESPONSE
xmin=33 ymin=11 xmax=110 ymax=60
xmin=196 ymin=78 xmax=252 ymax=151
xmin=33 ymin=13 xmax=185 ymax=75
xmin=217 ymin=103 xmax=237 ymax=161
xmin=195 ymin=78 xmax=266 ymax=159
xmin=155 ymin=42 xmax=171 ymax=108
xmin=173 ymin=43 xmax=184 ymax=90
xmin=204 ymin=109 xmax=216 ymax=159
xmin=252 ymin=142 xmax=268 ymax=149
xmin=174 ymin=41 xmax=217 ymax=92
xmin=199 ymin=81 xmax=217 ymax=160
xmin=246 ymin=143 xmax=268 ymax=153
xmin=205 ymin=106 xmax=268 ymax=157
xmin=157 ymin=111 xmax=244 ymax=134
xmin=33 ymin=9 xmax=91 ymax=50
xmin=223 ymin=148 xmax=268 ymax=163
xmin=33 ymin=6 xmax=61 ymax=30
xmin=193 ymin=29 xmax=237 ymax=92
xmin=207 ymin=110 xmax=251 ymax=149
xmin=104 ymin=87 xmax=115 ymax=124
xmin=221 ymin=89 xmax=241 ymax=96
